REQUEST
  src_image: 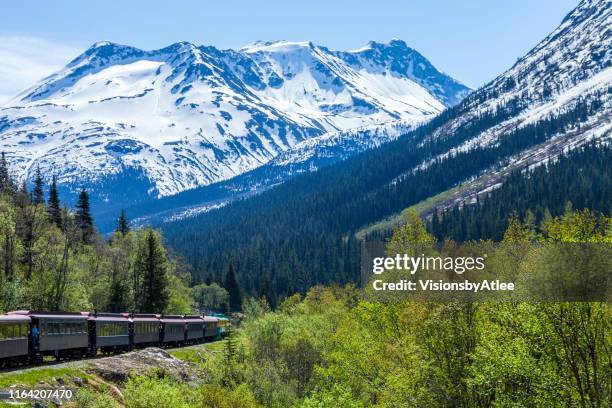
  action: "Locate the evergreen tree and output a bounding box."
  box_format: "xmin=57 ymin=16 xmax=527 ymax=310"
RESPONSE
xmin=224 ymin=263 xmax=242 ymax=312
xmin=75 ymin=189 xmax=94 ymax=243
xmin=47 ymin=175 xmax=62 ymax=228
xmin=108 ymin=273 xmax=130 ymax=313
xmin=116 ymin=209 xmax=130 ymax=235
xmin=221 ymin=325 xmax=239 ymax=386
xmin=31 ymin=165 xmax=44 ymax=205
xmin=0 ymin=152 xmax=14 ymax=195
xmin=136 ymin=230 xmax=169 ymax=312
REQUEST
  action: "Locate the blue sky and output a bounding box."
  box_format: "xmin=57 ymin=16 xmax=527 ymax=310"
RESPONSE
xmin=0 ymin=0 xmax=578 ymax=102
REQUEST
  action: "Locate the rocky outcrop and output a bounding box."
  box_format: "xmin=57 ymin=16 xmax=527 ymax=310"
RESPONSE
xmin=87 ymin=347 xmax=200 ymax=383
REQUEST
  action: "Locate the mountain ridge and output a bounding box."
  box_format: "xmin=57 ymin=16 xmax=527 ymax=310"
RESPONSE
xmin=0 ymin=38 xmax=470 ymax=214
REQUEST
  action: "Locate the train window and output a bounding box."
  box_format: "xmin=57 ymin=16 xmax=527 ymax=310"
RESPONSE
xmin=100 ymin=323 xmax=124 ymax=336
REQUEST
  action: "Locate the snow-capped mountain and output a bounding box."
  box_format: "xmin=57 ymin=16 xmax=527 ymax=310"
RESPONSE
xmin=400 ymin=0 xmax=611 ymax=217
xmin=0 ymin=38 xmax=469 ymax=212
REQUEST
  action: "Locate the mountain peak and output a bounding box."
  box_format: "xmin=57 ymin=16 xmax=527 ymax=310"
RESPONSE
xmin=240 ymin=40 xmax=314 ymax=53
xmin=349 ymin=39 xmax=412 ymax=53
xmin=70 ymin=41 xmax=144 ymax=67
xmin=373 ymin=38 xmax=410 ymax=49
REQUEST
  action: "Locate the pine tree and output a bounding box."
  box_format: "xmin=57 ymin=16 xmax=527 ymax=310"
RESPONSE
xmin=136 ymin=230 xmax=169 ymax=313
xmin=116 ymin=209 xmax=130 ymax=235
xmin=47 ymin=176 xmax=62 ymax=228
xmin=221 ymin=325 xmax=238 ymax=387
xmin=0 ymin=152 xmax=14 ymax=195
xmin=75 ymin=189 xmax=94 ymax=243
xmin=224 ymin=263 xmax=242 ymax=312
xmin=31 ymin=165 xmax=44 ymax=205
xmin=109 ymin=273 xmax=130 ymax=313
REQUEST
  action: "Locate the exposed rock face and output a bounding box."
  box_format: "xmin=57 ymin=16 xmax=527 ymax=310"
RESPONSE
xmin=87 ymin=347 xmax=199 ymax=383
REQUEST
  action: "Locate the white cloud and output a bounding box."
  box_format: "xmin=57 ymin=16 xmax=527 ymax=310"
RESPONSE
xmin=0 ymin=36 xmax=81 ymax=105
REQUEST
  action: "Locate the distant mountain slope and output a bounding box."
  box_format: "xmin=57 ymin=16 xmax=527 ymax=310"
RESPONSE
xmin=0 ymin=39 xmax=469 ymax=213
xmin=160 ymin=0 xmax=611 ymax=295
xmin=95 ymin=119 xmax=423 ymax=231
xmin=429 ymin=142 xmax=612 ymax=241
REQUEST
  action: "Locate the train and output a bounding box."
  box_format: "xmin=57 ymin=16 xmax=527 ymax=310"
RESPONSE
xmin=0 ymin=310 xmax=229 ymax=368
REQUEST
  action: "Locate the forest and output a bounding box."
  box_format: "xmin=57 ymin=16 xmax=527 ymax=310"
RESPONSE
xmin=0 ymin=153 xmax=201 ymax=314
xmin=162 ymin=88 xmax=610 ymax=303
xmin=70 ymin=208 xmax=611 ymax=408
xmin=430 ymin=142 xmax=612 ymax=241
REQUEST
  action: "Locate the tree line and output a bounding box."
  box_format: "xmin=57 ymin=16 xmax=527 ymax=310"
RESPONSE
xmin=0 ymin=154 xmax=197 ymax=314
xmin=430 ymin=142 xmax=612 ymax=241
xmin=162 ymin=85 xmax=610 ymax=303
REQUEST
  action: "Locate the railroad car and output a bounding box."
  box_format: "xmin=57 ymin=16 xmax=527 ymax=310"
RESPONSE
xmin=9 ymin=311 xmax=89 ymax=361
xmin=184 ymin=315 xmax=204 ymax=344
xmin=86 ymin=312 xmax=131 ymax=354
xmin=160 ymin=315 xmax=186 ymax=347
xmin=131 ymin=314 xmax=161 ymax=347
xmin=0 ymin=314 xmax=29 ymax=367
xmin=203 ymin=316 xmax=219 ymax=340
xmin=216 ymin=316 xmax=230 ymax=338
